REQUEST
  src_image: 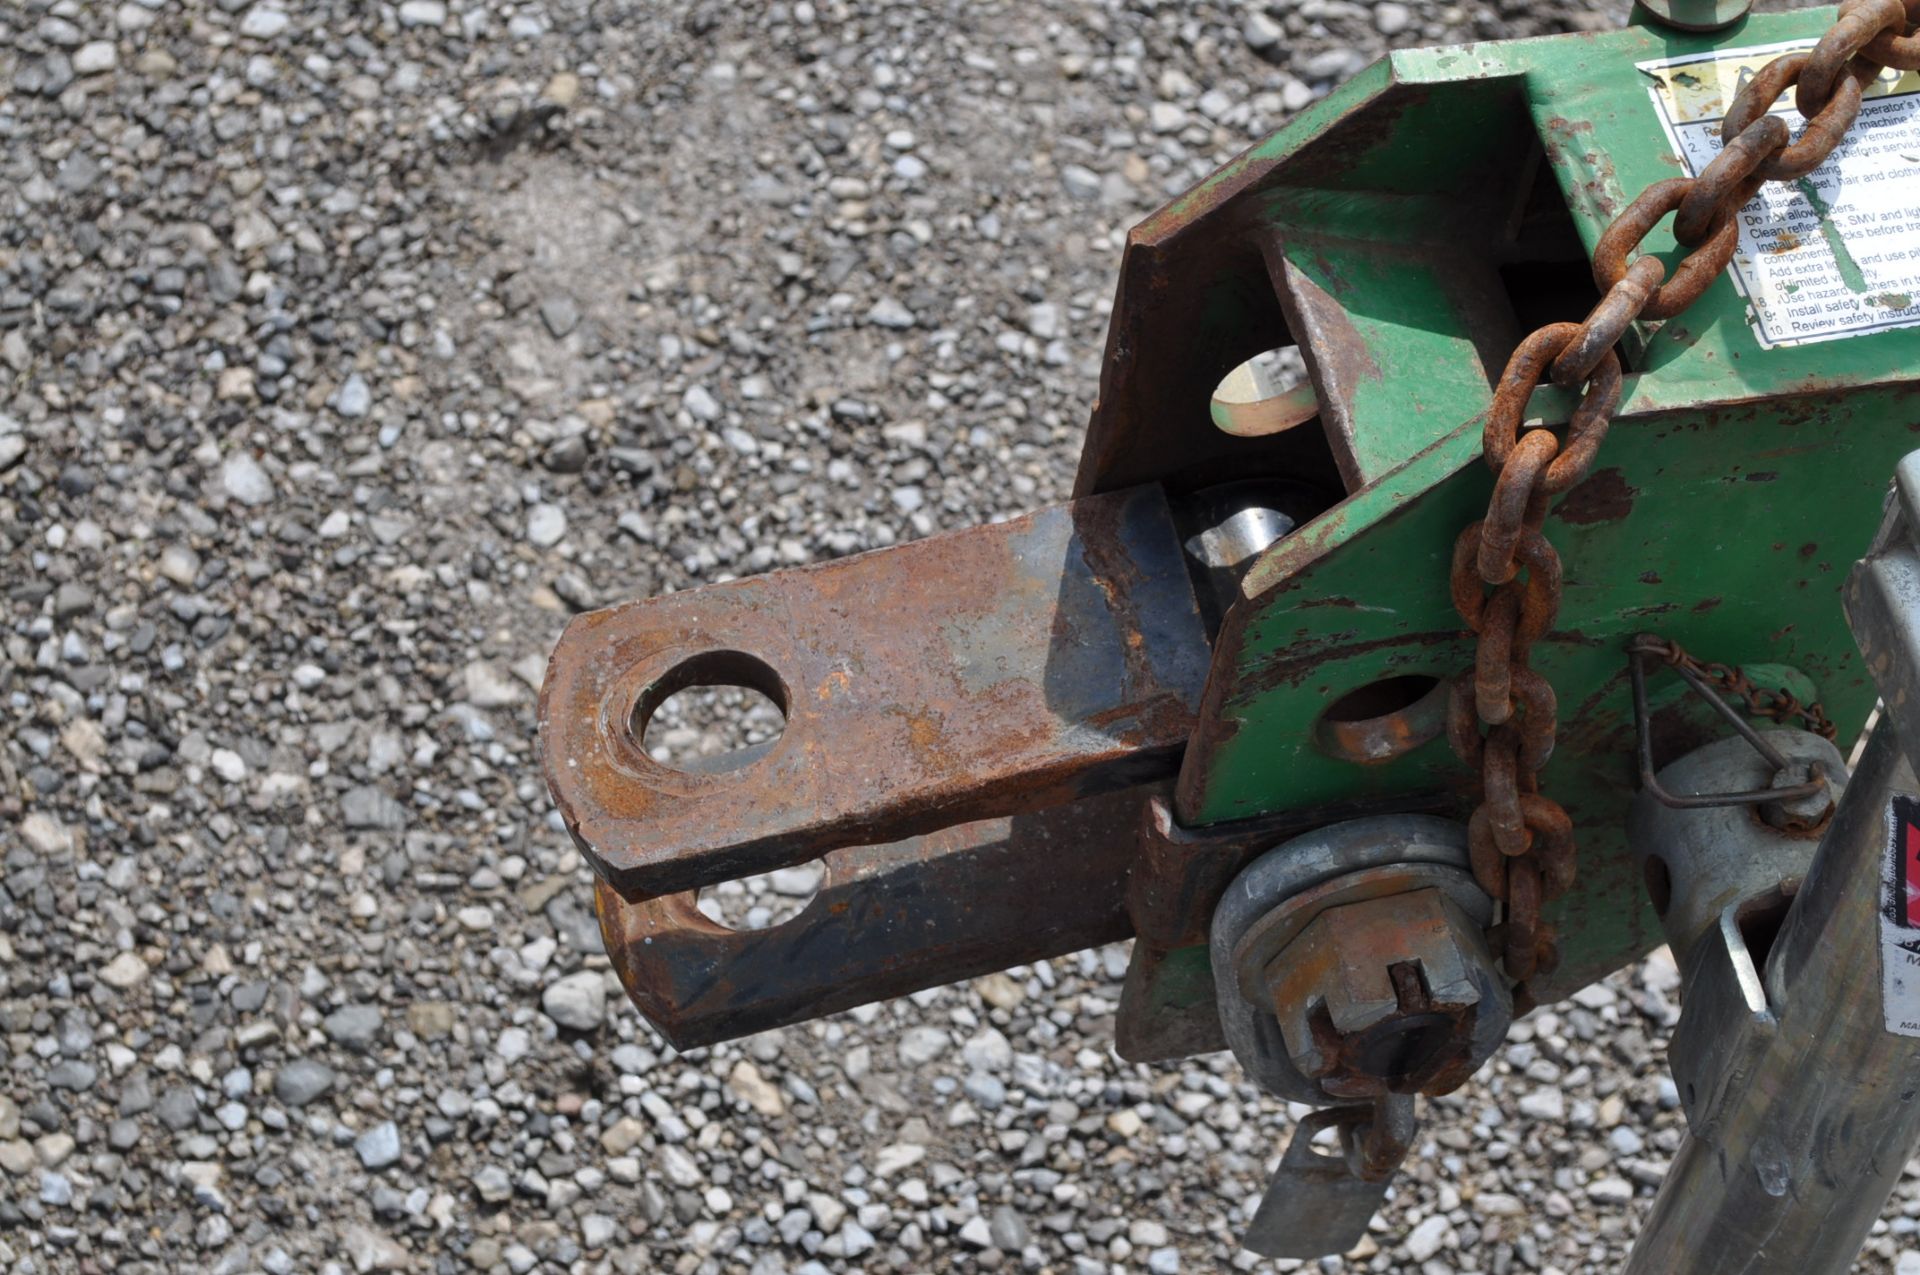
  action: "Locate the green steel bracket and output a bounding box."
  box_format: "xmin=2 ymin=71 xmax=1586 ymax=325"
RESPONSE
xmin=1078 ymin=5 xmax=1920 ymax=1033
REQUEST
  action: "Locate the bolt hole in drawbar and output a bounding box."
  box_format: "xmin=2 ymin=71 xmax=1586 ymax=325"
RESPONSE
xmin=628 ymin=651 xmax=819 ymax=931
xmin=1315 ymin=675 xmax=1448 ymax=765
xmin=696 ymin=860 xmax=824 ymax=932
xmin=633 ymin=650 xmax=788 ymax=775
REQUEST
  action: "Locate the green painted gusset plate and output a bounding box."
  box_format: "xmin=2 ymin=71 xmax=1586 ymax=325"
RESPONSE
xmin=1269 ymin=213 xmax=1521 ymax=488
xmin=1073 ymin=11 xmax=1869 ymax=504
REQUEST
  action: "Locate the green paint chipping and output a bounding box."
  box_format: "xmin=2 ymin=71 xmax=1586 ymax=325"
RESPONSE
xmin=1795 ymin=177 xmax=1870 ymax=294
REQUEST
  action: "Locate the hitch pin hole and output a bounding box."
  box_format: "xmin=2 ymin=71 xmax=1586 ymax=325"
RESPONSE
xmin=631 ymin=650 xmax=788 ymax=775
xmin=1315 ymin=675 xmax=1448 ymax=765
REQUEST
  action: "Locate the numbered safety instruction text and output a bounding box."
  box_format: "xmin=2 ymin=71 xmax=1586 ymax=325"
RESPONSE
xmin=1640 ymin=40 xmax=1920 ymax=348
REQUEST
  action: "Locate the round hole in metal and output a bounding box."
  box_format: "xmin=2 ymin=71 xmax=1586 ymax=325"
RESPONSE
xmin=632 ymin=651 xmax=789 ymax=775
xmin=1209 ymin=346 xmax=1320 ymax=438
xmin=1314 ymin=675 xmax=1448 ymax=765
xmin=696 ymin=860 xmax=824 ymax=932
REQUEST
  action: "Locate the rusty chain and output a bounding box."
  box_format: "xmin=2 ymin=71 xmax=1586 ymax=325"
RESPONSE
xmin=1448 ymin=0 xmax=1915 ymax=1008
xmin=1627 ymin=634 xmax=1839 ymax=742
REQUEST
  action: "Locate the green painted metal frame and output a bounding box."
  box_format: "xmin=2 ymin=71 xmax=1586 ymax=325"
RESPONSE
xmin=1082 ymin=7 xmax=1920 ymax=1013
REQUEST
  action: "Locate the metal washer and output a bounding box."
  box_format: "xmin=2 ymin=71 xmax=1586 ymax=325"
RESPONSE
xmin=1209 ymin=815 xmax=1497 ymax=1105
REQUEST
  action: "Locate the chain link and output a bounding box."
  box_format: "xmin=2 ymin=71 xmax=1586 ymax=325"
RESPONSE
xmin=1446 ymin=0 xmax=1904 ymax=1004
xmin=1627 ymin=634 xmax=1839 ymax=742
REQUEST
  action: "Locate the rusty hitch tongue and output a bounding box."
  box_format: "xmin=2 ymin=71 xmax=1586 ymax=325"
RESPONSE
xmin=541 ymin=483 xmax=1215 ymax=1042
xmin=540 ymin=482 xmax=1210 ymax=899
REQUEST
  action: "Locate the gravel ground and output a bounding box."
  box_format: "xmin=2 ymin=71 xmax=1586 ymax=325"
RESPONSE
xmin=4 ymin=1 xmax=1909 ymax=1273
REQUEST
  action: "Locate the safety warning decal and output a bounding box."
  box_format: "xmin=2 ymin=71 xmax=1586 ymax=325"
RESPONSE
xmin=1640 ymin=40 xmax=1920 ymax=349
xmin=1881 ymin=794 xmax=1920 ymax=1036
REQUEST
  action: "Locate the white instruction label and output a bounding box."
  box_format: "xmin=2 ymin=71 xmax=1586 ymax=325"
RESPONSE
xmin=1880 ymin=795 xmax=1920 ymax=1037
xmin=1639 ymin=41 xmax=1920 ymax=348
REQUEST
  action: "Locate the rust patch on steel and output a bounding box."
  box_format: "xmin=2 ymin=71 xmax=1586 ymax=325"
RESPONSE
xmin=542 ymin=485 xmax=1209 ymax=897
xmin=1551 ymin=466 xmax=1637 ymax=525
xmin=1260 ymin=892 xmax=1492 ymax=1099
xmin=1230 ymin=630 xmax=1468 ymax=702
xmin=597 ymin=788 xmax=1148 ymax=1049
xmin=1542 ymin=114 xmax=1624 ymax=222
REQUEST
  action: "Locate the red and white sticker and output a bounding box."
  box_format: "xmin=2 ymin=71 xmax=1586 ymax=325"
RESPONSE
xmin=1881 ymin=795 xmax=1920 ymax=1036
